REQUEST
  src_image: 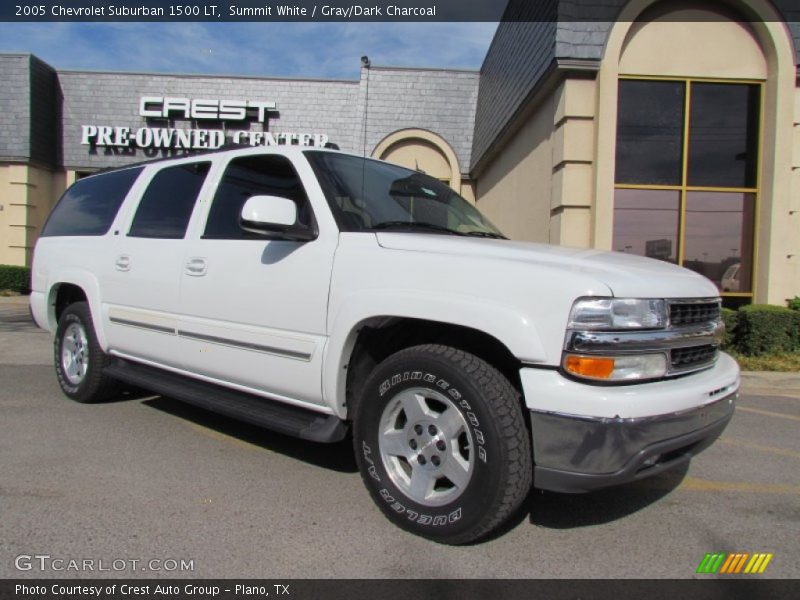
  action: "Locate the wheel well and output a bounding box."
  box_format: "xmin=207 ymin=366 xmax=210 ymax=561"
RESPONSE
xmin=346 ymin=317 xmax=523 ymax=414
xmin=54 ymin=284 xmax=87 ymax=323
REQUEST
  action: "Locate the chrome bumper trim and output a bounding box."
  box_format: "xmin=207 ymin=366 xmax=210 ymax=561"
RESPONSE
xmin=530 ymin=392 xmax=736 ymax=492
xmin=566 ymin=321 xmax=724 ymax=353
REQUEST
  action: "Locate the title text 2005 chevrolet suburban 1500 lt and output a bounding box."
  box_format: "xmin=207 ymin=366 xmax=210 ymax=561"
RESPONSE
xmin=30 ymin=147 xmax=738 ymax=544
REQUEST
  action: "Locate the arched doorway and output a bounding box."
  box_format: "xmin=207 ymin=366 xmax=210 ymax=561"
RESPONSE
xmin=373 ymin=129 xmax=474 ymax=201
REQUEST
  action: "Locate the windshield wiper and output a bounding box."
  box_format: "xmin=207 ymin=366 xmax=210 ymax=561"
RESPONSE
xmin=464 ymin=231 xmax=508 ymax=240
xmin=370 ymin=221 xmax=464 ymax=235
xmin=462 ymin=231 xmax=508 ymax=240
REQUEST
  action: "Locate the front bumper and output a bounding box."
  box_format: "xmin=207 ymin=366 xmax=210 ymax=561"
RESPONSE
xmin=530 ymin=392 xmax=735 ymax=493
xmin=520 ymin=352 xmax=740 ymax=493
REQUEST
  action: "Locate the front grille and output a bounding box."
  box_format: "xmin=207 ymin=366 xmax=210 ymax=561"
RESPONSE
xmin=671 ymin=345 xmax=717 ymax=371
xmin=669 ymin=301 xmax=720 ymax=327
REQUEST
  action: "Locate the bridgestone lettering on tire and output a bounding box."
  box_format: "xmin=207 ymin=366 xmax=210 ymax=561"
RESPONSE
xmin=54 ymin=301 xmax=120 ymax=403
xmin=353 ymin=344 xmax=532 ymax=544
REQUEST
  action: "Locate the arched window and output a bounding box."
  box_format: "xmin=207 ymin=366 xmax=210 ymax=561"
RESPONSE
xmin=373 ymin=129 xmax=470 ymax=199
xmin=593 ymin=0 xmax=795 ymax=306
xmin=611 ymin=3 xmax=766 ymax=303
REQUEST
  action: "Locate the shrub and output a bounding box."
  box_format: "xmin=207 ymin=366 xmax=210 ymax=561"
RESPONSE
xmin=720 ymin=307 xmax=739 ymax=351
xmin=0 ymin=265 xmax=30 ymax=294
xmin=788 ymin=296 xmax=800 ymax=311
xmin=736 ymin=304 xmax=800 ymax=356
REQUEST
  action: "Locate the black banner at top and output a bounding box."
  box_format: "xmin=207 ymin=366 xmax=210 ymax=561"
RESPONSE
xmin=4 ymin=0 xmax=797 ymax=22
xmin=5 ymin=0 xmax=508 ymax=22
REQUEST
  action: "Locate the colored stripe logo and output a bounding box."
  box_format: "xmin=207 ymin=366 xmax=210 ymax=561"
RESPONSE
xmin=697 ymin=552 xmax=773 ymax=574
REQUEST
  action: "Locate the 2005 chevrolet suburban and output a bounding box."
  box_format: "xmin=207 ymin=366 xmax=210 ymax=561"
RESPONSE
xmin=30 ymin=146 xmax=738 ymax=543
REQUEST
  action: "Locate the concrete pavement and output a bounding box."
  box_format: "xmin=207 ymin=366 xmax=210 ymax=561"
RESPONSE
xmin=1 ymin=295 xmax=798 ymax=579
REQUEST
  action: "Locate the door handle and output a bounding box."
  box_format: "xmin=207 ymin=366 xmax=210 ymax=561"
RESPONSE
xmin=185 ymin=257 xmax=208 ymax=276
xmin=115 ymin=255 xmax=131 ymax=271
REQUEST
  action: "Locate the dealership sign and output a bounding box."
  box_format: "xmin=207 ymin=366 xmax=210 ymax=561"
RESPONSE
xmin=139 ymin=96 xmax=277 ymax=121
xmin=81 ymin=96 xmax=330 ymax=150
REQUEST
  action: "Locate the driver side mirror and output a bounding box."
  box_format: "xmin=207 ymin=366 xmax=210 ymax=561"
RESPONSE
xmin=239 ymin=195 xmax=315 ymax=241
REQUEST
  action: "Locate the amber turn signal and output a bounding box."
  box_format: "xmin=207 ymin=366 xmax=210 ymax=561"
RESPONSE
xmin=564 ymin=355 xmax=615 ymax=379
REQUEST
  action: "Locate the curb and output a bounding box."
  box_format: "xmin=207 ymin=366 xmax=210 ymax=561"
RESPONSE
xmin=0 ymin=295 xmax=28 ymax=306
xmin=740 ymin=372 xmax=800 ymax=396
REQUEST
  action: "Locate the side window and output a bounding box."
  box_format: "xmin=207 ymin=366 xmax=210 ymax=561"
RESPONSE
xmin=128 ymin=162 xmax=211 ymax=239
xmin=41 ymin=167 xmax=143 ymax=237
xmin=203 ymin=155 xmax=312 ymax=239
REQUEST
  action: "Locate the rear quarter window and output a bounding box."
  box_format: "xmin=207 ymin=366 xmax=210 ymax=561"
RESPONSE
xmin=41 ymin=167 xmax=143 ymax=237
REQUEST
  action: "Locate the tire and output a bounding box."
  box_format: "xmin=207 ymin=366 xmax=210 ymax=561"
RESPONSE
xmin=353 ymin=344 xmax=532 ymax=544
xmin=54 ymin=301 xmax=120 ymax=403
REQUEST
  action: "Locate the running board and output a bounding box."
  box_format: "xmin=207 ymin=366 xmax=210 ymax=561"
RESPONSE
xmin=104 ymin=359 xmax=348 ymax=443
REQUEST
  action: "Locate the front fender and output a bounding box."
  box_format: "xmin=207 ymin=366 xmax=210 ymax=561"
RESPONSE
xmin=322 ymin=290 xmax=547 ymax=418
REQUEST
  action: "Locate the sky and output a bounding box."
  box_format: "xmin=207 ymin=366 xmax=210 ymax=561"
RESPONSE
xmin=0 ymin=22 xmax=498 ymax=79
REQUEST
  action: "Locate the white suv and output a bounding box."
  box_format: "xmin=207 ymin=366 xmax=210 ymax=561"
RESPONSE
xmin=30 ymin=146 xmax=739 ymax=544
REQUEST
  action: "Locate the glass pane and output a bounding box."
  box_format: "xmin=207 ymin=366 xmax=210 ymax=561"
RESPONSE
xmin=613 ymin=189 xmax=680 ymax=263
xmin=683 ymin=192 xmax=755 ymax=293
xmin=41 ymin=167 xmax=143 ymax=237
xmin=304 ymin=151 xmax=502 ymax=236
xmin=129 ymin=162 xmax=210 ymax=239
xmin=204 ymin=155 xmax=311 ymax=239
xmin=616 ymin=80 xmax=685 ymax=185
xmin=688 ymin=83 xmax=760 ymax=188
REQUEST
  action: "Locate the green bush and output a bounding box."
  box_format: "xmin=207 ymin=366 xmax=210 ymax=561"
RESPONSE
xmin=788 ymin=296 xmax=800 ymax=311
xmin=720 ymin=307 xmax=739 ymax=351
xmin=736 ymin=304 xmax=800 ymax=356
xmin=0 ymin=265 xmax=30 ymax=294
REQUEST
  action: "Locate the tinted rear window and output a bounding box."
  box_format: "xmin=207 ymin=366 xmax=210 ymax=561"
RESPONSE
xmin=129 ymin=162 xmax=210 ymax=239
xmin=41 ymin=167 xmax=143 ymax=237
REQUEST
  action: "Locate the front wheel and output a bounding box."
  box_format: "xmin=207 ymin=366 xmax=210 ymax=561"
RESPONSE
xmin=54 ymin=301 xmax=120 ymax=403
xmin=353 ymin=344 xmax=532 ymax=544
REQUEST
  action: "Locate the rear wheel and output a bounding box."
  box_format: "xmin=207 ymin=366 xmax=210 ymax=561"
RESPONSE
xmin=54 ymin=301 xmax=120 ymax=403
xmin=353 ymin=344 xmax=532 ymax=544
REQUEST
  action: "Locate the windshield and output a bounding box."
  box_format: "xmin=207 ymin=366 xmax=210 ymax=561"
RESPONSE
xmin=304 ymin=151 xmax=505 ymax=238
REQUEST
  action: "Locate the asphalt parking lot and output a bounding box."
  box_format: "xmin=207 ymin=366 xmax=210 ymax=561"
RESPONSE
xmin=1 ymin=296 xmax=798 ymax=579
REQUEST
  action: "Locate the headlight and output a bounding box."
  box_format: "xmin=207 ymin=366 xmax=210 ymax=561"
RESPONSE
xmin=563 ymin=353 xmax=668 ymax=381
xmin=567 ymin=297 xmax=668 ymax=330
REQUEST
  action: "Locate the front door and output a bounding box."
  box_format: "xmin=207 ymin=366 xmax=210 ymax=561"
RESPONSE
xmin=176 ymin=153 xmax=337 ymax=408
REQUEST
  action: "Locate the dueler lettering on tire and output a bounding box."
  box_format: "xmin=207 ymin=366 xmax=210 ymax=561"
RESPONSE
xmin=353 ymin=344 xmax=532 ymax=544
xmin=54 ymin=301 xmax=120 ymax=403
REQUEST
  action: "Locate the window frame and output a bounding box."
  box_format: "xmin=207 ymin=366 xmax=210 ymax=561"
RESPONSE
xmin=127 ymin=160 xmax=212 ymax=240
xmin=200 ymin=153 xmax=318 ymax=241
xmin=614 ymin=75 xmax=765 ymax=300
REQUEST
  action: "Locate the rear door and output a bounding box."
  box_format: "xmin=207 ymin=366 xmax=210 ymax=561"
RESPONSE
xmin=176 ymin=153 xmax=338 ymax=408
xmin=102 ymin=160 xmax=213 ymax=367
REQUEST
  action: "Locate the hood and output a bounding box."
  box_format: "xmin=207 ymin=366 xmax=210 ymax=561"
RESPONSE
xmin=375 ymin=233 xmax=720 ymax=299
